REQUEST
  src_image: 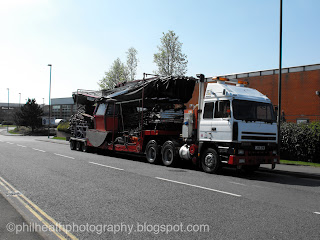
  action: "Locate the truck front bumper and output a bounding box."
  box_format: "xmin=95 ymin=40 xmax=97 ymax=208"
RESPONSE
xmin=228 ymin=155 xmax=280 ymax=166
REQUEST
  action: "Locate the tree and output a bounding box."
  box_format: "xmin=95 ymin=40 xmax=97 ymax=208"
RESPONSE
xmin=126 ymin=47 xmax=139 ymax=81
xmin=153 ymin=30 xmax=188 ymax=76
xmin=98 ymin=58 xmax=129 ymax=90
xmin=14 ymin=99 xmax=43 ymax=132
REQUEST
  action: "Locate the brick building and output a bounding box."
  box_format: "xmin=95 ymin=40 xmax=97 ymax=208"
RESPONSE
xmin=187 ymin=64 xmax=320 ymax=123
xmin=220 ymin=64 xmax=320 ymax=123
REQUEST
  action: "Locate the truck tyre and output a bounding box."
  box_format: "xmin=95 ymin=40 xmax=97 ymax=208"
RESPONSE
xmin=70 ymin=140 xmax=76 ymax=150
xmin=76 ymin=141 xmax=82 ymax=151
xmin=161 ymin=141 xmax=178 ymax=167
xmin=82 ymin=142 xmax=89 ymax=152
xmin=146 ymin=140 xmax=160 ymax=164
xmin=201 ymin=148 xmax=221 ymax=174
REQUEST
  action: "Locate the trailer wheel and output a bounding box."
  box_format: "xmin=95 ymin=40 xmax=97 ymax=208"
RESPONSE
xmin=76 ymin=141 xmax=82 ymax=151
xmin=146 ymin=140 xmax=160 ymax=164
xmin=201 ymin=148 xmax=220 ymax=174
xmin=161 ymin=141 xmax=178 ymax=167
xmin=70 ymin=140 xmax=76 ymax=150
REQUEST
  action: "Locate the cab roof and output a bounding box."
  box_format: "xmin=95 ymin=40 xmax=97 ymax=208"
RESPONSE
xmin=205 ymin=82 xmax=271 ymax=103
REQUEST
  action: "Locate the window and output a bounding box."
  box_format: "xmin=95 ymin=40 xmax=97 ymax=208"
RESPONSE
xmin=232 ymin=100 xmax=275 ymax=122
xmin=52 ymin=105 xmax=61 ymax=118
xmin=214 ymin=101 xmax=231 ymax=118
xmin=95 ymin=103 xmax=107 ymax=115
xmin=203 ymin=102 xmax=214 ymax=119
xmin=297 ymin=119 xmax=309 ymax=124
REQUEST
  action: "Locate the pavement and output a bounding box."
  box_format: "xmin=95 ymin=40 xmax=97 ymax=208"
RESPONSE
xmin=0 ymin=193 xmax=44 ymax=240
xmin=1 ymin=129 xmax=320 ymax=239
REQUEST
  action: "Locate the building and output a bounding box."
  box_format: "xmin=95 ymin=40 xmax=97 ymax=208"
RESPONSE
xmin=220 ymin=63 xmax=320 ymax=123
xmin=0 ymin=103 xmax=20 ymax=124
xmin=2 ymin=64 xmax=320 ymax=124
xmin=45 ymin=97 xmax=77 ymax=120
xmin=0 ymin=97 xmax=76 ymax=124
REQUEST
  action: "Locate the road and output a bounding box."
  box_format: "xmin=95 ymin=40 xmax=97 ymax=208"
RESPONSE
xmin=0 ymin=134 xmax=319 ymax=239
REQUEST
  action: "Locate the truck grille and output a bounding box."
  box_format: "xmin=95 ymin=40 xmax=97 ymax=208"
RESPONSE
xmin=241 ymin=132 xmax=276 ymax=141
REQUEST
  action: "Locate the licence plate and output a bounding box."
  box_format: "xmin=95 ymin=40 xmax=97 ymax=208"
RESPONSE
xmin=255 ymin=146 xmax=265 ymax=150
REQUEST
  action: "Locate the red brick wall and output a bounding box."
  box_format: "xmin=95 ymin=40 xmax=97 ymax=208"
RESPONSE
xmin=185 ymin=69 xmax=320 ymax=123
xmin=240 ymin=70 xmax=320 ymax=122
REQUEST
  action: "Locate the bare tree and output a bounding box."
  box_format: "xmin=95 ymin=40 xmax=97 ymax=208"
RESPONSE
xmin=126 ymin=47 xmax=138 ymax=81
xmin=153 ymin=30 xmax=188 ymax=76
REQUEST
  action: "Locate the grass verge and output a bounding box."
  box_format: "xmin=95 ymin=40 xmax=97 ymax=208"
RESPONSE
xmin=52 ymin=137 xmax=66 ymax=141
xmin=280 ymin=160 xmax=320 ymax=168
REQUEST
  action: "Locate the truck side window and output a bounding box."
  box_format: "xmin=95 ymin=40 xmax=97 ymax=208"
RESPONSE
xmin=203 ymin=102 xmax=214 ymax=119
xmin=214 ymin=101 xmax=231 ymax=118
xmin=95 ymin=103 xmax=107 ymax=116
xmin=106 ymin=104 xmax=120 ymax=116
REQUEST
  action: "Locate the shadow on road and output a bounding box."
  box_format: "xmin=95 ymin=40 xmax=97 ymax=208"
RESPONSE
xmin=91 ymin=149 xmax=320 ymax=187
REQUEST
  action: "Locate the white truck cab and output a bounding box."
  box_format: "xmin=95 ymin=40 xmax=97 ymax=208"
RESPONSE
xmin=196 ymin=77 xmax=279 ymax=173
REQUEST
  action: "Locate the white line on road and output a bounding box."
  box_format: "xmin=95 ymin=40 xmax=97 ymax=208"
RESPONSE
xmin=314 ymin=212 xmax=320 ymax=215
xmin=54 ymin=153 xmax=75 ymax=159
xmin=32 ymin=148 xmax=46 ymax=153
xmin=156 ymin=177 xmax=242 ymax=197
xmin=89 ymin=162 xmax=124 ymax=171
xmin=6 ymin=142 xmax=14 ymax=144
xmin=229 ymin=181 xmax=247 ymax=186
xmin=17 ymin=144 xmax=27 ymax=148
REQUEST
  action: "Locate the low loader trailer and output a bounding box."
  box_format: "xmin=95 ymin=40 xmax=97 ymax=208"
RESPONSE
xmin=69 ymin=74 xmax=279 ymax=173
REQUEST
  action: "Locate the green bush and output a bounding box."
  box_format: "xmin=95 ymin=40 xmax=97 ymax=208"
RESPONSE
xmin=57 ymin=121 xmax=70 ymax=133
xmin=281 ymin=121 xmax=320 ymax=163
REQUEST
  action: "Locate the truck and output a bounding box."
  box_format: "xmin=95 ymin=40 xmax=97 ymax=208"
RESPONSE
xmin=69 ymin=74 xmax=279 ymax=173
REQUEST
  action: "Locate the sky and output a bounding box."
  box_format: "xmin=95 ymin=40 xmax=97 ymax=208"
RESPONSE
xmin=0 ymin=0 xmax=319 ymax=104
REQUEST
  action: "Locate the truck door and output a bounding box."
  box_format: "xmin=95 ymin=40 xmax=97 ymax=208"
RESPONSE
xmin=94 ymin=103 xmax=107 ymax=131
xmin=211 ymin=100 xmax=232 ymax=141
xmin=105 ymin=103 xmax=119 ymax=131
xmin=199 ymin=102 xmax=215 ymax=141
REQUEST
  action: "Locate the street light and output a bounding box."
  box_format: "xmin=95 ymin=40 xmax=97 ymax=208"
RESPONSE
xmin=48 ymin=64 xmax=52 ymax=139
xmin=7 ymin=88 xmax=9 ymax=132
xmin=19 ymin=93 xmax=21 ymax=107
xmin=277 ymin=0 xmax=283 ymax=159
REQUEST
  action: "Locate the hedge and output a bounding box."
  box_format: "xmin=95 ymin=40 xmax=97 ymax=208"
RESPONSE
xmin=57 ymin=121 xmax=70 ymax=133
xmin=280 ymin=121 xmax=320 ymax=163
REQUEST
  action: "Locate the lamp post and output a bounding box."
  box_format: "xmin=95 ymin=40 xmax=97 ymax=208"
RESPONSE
xmin=277 ymin=0 xmax=283 ymax=158
xmin=7 ymin=88 xmax=9 ymax=132
xmin=19 ymin=93 xmax=21 ymax=107
xmin=48 ymin=64 xmax=52 ymax=138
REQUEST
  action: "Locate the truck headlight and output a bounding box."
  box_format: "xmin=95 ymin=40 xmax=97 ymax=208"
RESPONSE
xmin=238 ymin=149 xmax=245 ymax=155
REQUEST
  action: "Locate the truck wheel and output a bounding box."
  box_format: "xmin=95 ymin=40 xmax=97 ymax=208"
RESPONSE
xmin=201 ymin=148 xmax=220 ymax=174
xmin=76 ymin=141 xmax=82 ymax=151
xmin=82 ymin=142 xmax=89 ymax=152
xmin=70 ymin=140 xmax=76 ymax=150
xmin=146 ymin=140 xmax=160 ymax=164
xmin=161 ymin=141 xmax=178 ymax=166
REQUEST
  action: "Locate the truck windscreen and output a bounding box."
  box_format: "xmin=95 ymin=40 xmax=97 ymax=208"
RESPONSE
xmin=232 ymin=99 xmax=276 ymax=123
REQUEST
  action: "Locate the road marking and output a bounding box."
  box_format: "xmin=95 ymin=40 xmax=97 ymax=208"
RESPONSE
xmin=32 ymin=148 xmax=46 ymax=152
xmin=17 ymin=144 xmax=27 ymax=148
xmin=6 ymin=142 xmax=14 ymax=144
xmin=89 ymin=162 xmax=124 ymax=171
xmin=314 ymin=212 xmax=320 ymax=215
xmin=54 ymin=153 xmax=75 ymax=159
xmin=156 ymin=177 xmax=242 ymax=197
xmin=229 ymin=181 xmax=247 ymax=186
xmin=0 ymin=176 xmax=78 ymax=240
